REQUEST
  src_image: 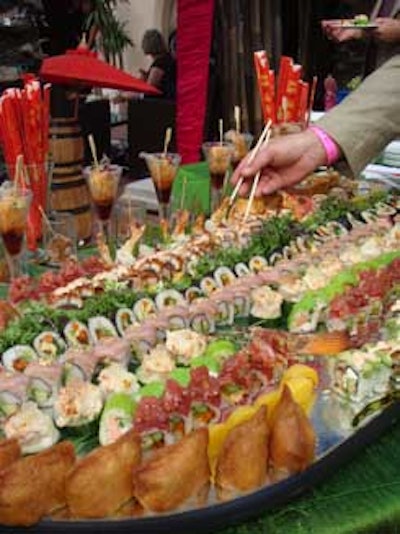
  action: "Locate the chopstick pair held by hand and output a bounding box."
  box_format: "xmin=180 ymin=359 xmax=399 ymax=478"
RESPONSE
xmin=229 ymin=120 xmax=272 ymax=206
xmin=244 ymin=130 xmax=272 ymax=221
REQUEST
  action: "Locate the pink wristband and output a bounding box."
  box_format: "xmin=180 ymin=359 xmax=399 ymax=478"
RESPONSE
xmin=309 ymin=126 xmax=340 ymax=165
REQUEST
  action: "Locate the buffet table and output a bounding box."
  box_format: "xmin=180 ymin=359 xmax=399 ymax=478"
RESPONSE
xmin=1 ymin=162 xmax=400 ymax=533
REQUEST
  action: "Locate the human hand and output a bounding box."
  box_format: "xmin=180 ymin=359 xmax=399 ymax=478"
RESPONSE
xmin=373 ymin=18 xmax=400 ymax=43
xmin=321 ymin=20 xmax=362 ymax=42
xmin=231 ymin=130 xmax=329 ymax=197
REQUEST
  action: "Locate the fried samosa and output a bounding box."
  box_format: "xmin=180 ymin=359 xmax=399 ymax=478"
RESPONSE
xmin=66 ymin=428 xmax=141 ymax=518
xmin=269 ymin=384 xmax=316 ymax=477
xmin=133 ymin=427 xmax=210 ymax=513
xmin=0 ymin=438 xmax=20 ymax=471
xmin=0 ymin=441 xmax=75 ymax=526
xmin=215 ymin=406 xmax=269 ymax=500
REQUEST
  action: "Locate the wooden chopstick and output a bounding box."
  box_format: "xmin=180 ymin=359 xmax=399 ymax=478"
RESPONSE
xmin=229 ymin=119 xmax=272 ymax=206
xmin=244 ymin=129 xmax=272 ymax=222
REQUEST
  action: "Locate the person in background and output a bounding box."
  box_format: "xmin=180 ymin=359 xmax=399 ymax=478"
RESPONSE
xmin=140 ymin=29 xmax=176 ymax=100
xmin=322 ymin=0 xmax=400 ymax=73
xmin=231 ymin=55 xmax=400 ymax=197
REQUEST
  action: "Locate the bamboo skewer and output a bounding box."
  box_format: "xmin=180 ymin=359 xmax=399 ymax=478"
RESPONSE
xmin=88 ymin=134 xmax=99 ymax=168
xmin=163 ymin=127 xmax=172 ymax=156
xmin=244 ymin=129 xmax=272 ymax=222
xmin=14 ymin=154 xmax=24 ymax=191
xmin=229 ymin=119 xmax=272 ymax=206
xmin=219 ymin=119 xmax=224 ymax=144
xmin=306 ymin=76 xmax=318 ymax=126
xmin=234 ymin=105 xmax=241 ymax=134
xmin=180 ymin=175 xmax=187 ymax=211
xmin=39 ymin=206 xmax=56 ymax=237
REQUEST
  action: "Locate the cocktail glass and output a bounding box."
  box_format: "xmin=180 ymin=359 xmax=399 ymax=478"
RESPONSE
xmin=140 ymin=152 xmax=181 ymax=222
xmin=84 ymin=164 xmax=122 ymax=245
xmin=0 ymin=184 xmax=32 ymax=279
xmin=224 ymin=131 xmax=254 ymax=169
xmin=202 ymin=141 xmax=233 ymax=211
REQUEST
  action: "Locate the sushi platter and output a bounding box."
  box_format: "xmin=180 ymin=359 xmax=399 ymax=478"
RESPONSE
xmin=0 ymin=177 xmax=400 ymax=532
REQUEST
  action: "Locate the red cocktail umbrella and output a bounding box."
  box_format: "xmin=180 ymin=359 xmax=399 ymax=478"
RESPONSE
xmin=40 ymin=48 xmax=160 ymax=95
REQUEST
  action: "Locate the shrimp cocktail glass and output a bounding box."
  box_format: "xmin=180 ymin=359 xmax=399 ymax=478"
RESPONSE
xmin=202 ymin=141 xmax=233 ymax=211
xmin=0 ymin=184 xmax=32 ymax=279
xmin=140 ymin=152 xmax=181 ymax=222
xmin=84 ymin=163 xmax=122 ymax=245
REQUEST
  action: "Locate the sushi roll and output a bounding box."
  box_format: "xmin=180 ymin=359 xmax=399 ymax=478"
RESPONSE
xmin=63 ymin=347 xmax=99 ymax=382
xmin=231 ymin=287 xmax=251 ymax=318
xmin=155 ymin=288 xmax=186 ymax=311
xmin=124 ymin=324 xmax=158 ymax=359
xmin=165 ymin=329 xmax=207 ymax=365
xmin=250 ymin=286 xmax=283 ymax=320
xmin=141 ymin=317 xmax=169 ymax=342
xmin=92 ymin=337 xmax=131 ymax=368
xmin=185 ymin=286 xmax=203 ymax=304
xmin=115 ymin=307 xmax=136 ymax=336
xmin=99 ymin=392 xmax=136 ymax=446
xmin=268 ymin=252 xmax=283 ymax=266
xmin=160 ymin=305 xmax=190 ymax=331
xmin=361 ymin=210 xmax=380 ymax=225
xmin=136 ymin=345 xmax=175 ymax=384
xmin=64 ymin=320 xmax=91 ymax=348
xmin=346 ymin=212 xmax=365 ymax=229
xmin=210 ymin=291 xmax=235 ymax=326
xmin=200 ymin=276 xmax=218 ymax=296
xmin=24 ymin=361 xmax=63 ymax=408
xmin=326 ymin=221 xmax=349 ymax=236
xmin=288 ymin=300 xmax=325 ymax=334
xmin=2 ymin=345 xmax=38 ymax=373
xmin=4 ymin=402 xmax=59 ymax=454
xmin=54 ymin=379 xmax=103 ymax=428
xmin=332 ymin=346 xmax=392 ymax=404
xmin=214 ymin=266 xmax=236 ymax=288
xmin=133 ymin=297 xmax=157 ymax=322
xmin=33 ymin=331 xmax=66 ymax=363
xmin=249 ymin=255 xmax=268 ymax=274
xmin=88 ymin=316 xmax=119 ymax=344
xmin=0 ymin=374 xmax=29 ymax=420
xmin=189 ymin=300 xmax=217 ymax=334
xmin=375 ymin=201 xmax=397 ymax=217
xmin=98 ymin=363 xmax=139 ymax=397
xmin=234 ymin=262 xmax=251 ymax=278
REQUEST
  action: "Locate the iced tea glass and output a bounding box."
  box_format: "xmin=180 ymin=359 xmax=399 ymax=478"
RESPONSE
xmin=224 ymin=131 xmax=254 ymax=169
xmin=84 ymin=164 xmax=122 ymax=245
xmin=202 ymin=141 xmax=233 ymax=211
xmin=0 ymin=184 xmax=32 ymax=278
xmin=140 ymin=152 xmax=181 ymax=222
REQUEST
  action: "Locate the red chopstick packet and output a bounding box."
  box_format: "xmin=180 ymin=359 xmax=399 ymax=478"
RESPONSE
xmin=253 ymin=50 xmax=276 ymax=123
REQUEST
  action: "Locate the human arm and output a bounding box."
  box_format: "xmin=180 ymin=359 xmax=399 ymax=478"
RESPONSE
xmin=321 ymin=20 xmax=363 ymax=43
xmin=373 ymin=17 xmax=400 ymax=42
xmin=231 ymin=55 xmax=400 ymax=196
xmin=317 ymin=54 xmax=400 ymax=176
xmin=231 ymin=130 xmax=331 ymax=197
xmin=146 ymin=66 xmax=165 ymax=90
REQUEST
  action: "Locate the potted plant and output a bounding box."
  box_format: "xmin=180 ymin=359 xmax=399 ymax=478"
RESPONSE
xmin=85 ymin=0 xmax=133 ymax=68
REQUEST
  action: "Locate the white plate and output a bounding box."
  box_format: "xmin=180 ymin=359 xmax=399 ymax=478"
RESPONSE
xmin=341 ymin=23 xmax=378 ymax=30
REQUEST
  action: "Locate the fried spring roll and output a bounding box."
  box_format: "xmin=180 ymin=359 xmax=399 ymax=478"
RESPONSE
xmin=66 ymin=428 xmax=141 ymax=518
xmin=215 ymin=406 xmax=269 ymax=500
xmin=269 ymin=384 xmax=316 ymax=477
xmin=133 ymin=428 xmax=210 ymax=513
xmin=0 ymin=438 xmax=20 ymax=472
xmin=0 ymin=441 xmax=75 ymax=526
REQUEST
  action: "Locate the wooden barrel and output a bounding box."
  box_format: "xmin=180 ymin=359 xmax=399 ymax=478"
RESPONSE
xmin=49 ymin=118 xmax=92 ymax=241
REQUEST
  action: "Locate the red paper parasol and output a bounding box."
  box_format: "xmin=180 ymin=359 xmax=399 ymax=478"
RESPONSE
xmin=39 ymin=48 xmax=160 ymax=95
